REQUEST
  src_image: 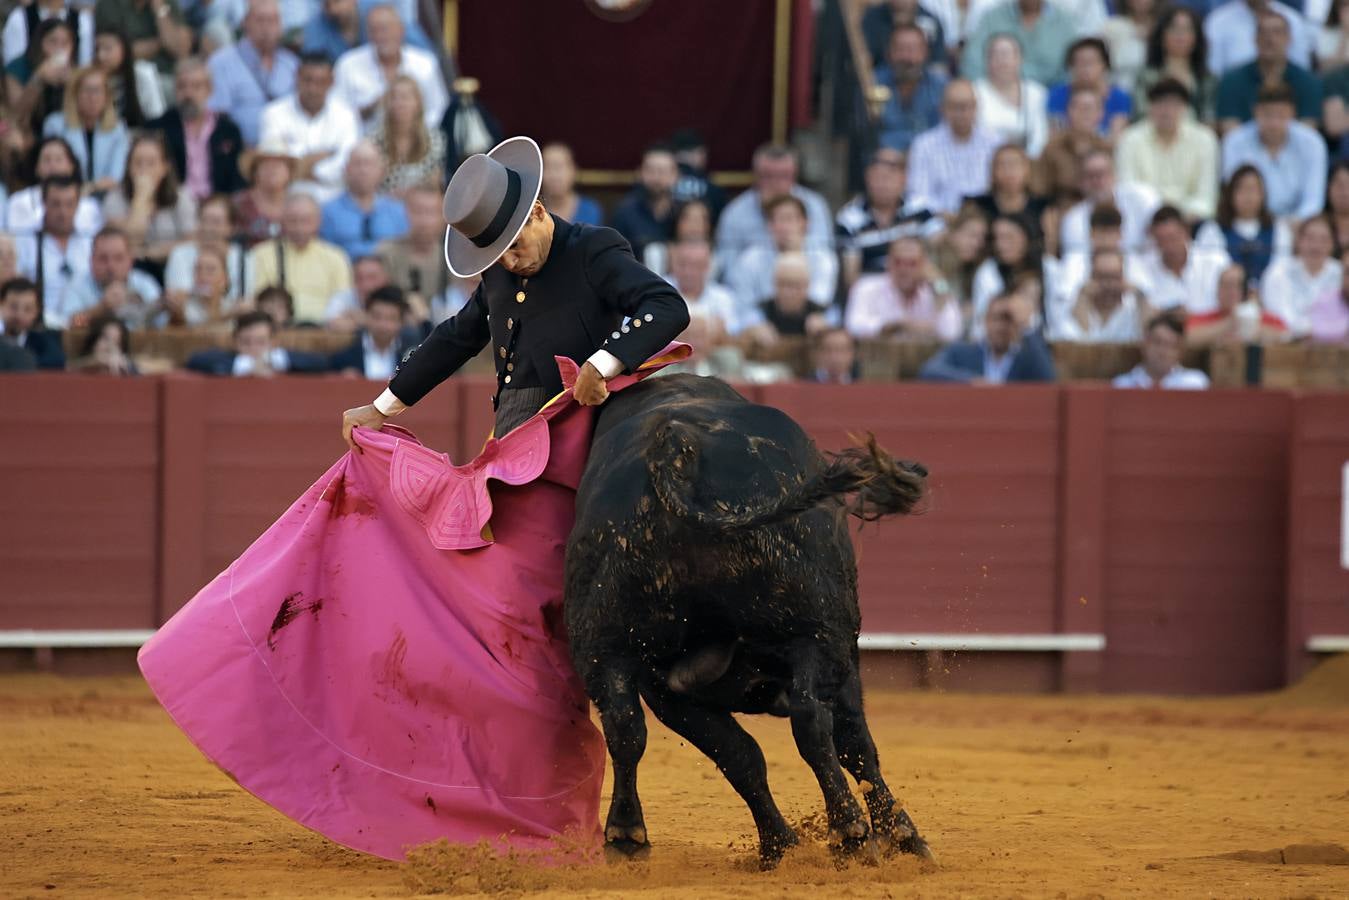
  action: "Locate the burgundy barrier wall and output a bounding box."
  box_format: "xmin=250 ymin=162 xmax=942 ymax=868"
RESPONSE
xmin=1 ymin=375 xmax=1345 ymax=693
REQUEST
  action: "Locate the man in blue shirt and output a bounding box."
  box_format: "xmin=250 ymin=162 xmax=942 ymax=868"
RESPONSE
xmin=1220 ymin=83 xmax=1328 ymax=219
xmin=1215 ymin=9 xmax=1321 ymax=131
xmin=319 ymin=139 xmax=409 ymax=259
xmin=875 ymin=23 xmax=946 ymax=152
xmin=206 ymin=0 xmax=299 ymax=146
xmin=302 ymin=0 xmax=363 ymax=60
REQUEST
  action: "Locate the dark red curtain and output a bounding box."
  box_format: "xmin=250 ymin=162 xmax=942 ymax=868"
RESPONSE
xmin=456 ymin=0 xmax=778 ymax=172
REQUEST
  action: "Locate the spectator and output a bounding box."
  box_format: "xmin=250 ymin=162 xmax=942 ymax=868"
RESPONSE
xmin=323 ymin=253 xmax=389 ymax=330
xmin=185 ymin=308 xmax=328 ymax=375
xmin=971 ymin=211 xmax=1058 ymax=336
xmin=666 ymin=238 xmax=741 ymax=337
xmin=3 ymin=0 xmax=93 ymax=70
xmin=1307 ymin=249 xmax=1349 ymax=341
xmin=164 ymin=193 xmax=249 ymax=301
xmin=42 ymin=65 xmax=127 ymax=194
xmin=1321 ymin=0 xmax=1349 ymax=72
xmin=1215 ymin=11 xmax=1322 ymax=131
xmin=328 ymin=284 xmax=419 ymax=377
xmin=438 ymin=75 xmax=502 ymax=179
xmin=4 ymin=136 xmax=104 ymax=234
xmin=1055 ymin=201 xmax=1149 ymax=311
xmin=610 ymin=143 xmax=679 ymax=262
xmin=0 ymin=276 xmax=65 ymax=368
xmin=714 ymin=143 xmax=833 ymax=263
xmin=233 ymin=139 xmax=293 ymax=247
xmin=863 ymin=0 xmax=948 ymax=71
xmin=1204 ymin=0 xmax=1311 ymax=76
xmin=302 ymin=0 xmax=363 ymax=61
xmin=965 ymin=143 xmax=1049 ymax=243
xmin=377 ymin=183 xmax=464 ymax=324
xmin=1116 ymin=79 xmax=1219 ymax=220
xmin=258 ymin=52 xmax=359 ymax=202
xmin=669 ymin=128 xmax=727 ymax=220
xmin=973 ymin=33 xmax=1049 ymax=157
xmin=727 ymin=194 xmax=839 ymax=320
xmin=14 ymin=176 xmax=93 ymax=325
xmin=63 ymin=224 xmax=162 ymax=327
xmin=333 ymin=3 xmax=446 ymax=132
xmin=207 ymin=0 xmax=296 ymax=148
xmin=1260 ymin=213 xmax=1342 ymax=335
xmin=963 ymin=0 xmax=1076 ymax=86
xmin=1134 ymin=6 xmax=1216 ymax=122
xmin=919 ymin=290 xmax=1057 ymax=382
xmin=837 ymin=146 xmax=943 ymax=285
xmin=318 ymin=139 xmax=408 ymax=259
xmin=1031 ymin=84 xmax=1109 ymax=207
xmin=253 ymin=284 xmax=293 ymax=328
xmin=68 ymin=311 xmax=136 ymax=373
xmin=1100 ymin=0 xmax=1156 ymax=90
xmin=158 ymin=243 xmax=236 ymax=325
xmin=1187 ymin=262 xmax=1289 ymax=344
xmin=1047 ymin=38 xmax=1132 ymax=140
xmin=1056 ymin=247 xmax=1153 ymax=341
xmin=907 ymin=79 xmax=1003 ymax=214
xmin=1195 ymin=164 xmax=1291 ymax=280
xmin=370 ymin=76 xmax=445 ymax=196
xmin=845 ymin=235 xmax=963 ymax=340
xmin=936 ymin=207 xmax=990 ymax=308
xmin=101 ymin=131 xmax=197 ymax=273
xmin=92 ymin=29 xmax=163 ymax=127
xmin=6 ymin=18 xmax=75 ymax=136
xmin=92 ymin=0 xmax=189 ymax=75
xmin=874 ymin=23 xmax=947 ymax=152
xmin=1136 ymin=205 xmax=1230 ymax=313
xmin=743 ymin=253 xmax=832 ymax=342
xmin=1327 ymin=161 xmax=1349 ymax=252
xmin=249 ymin=191 xmax=353 ymax=323
xmin=1221 ymin=83 xmax=1328 ymax=220
xmin=644 ymin=198 xmax=715 ymax=276
xmin=809 ymin=328 xmax=860 ymax=384
xmin=147 ymin=57 xmax=247 ymax=202
xmin=0 ymin=234 xmax=16 ymax=282
xmin=540 ymin=141 xmax=602 ymax=227
xmin=1112 ymin=312 xmax=1209 ymax=388
xmin=1322 ymin=62 xmax=1349 ymax=156
xmin=1060 ymin=148 xmax=1160 ymax=255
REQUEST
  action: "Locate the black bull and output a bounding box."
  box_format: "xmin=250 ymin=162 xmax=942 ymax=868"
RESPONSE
xmin=564 ymin=374 xmax=934 ymax=867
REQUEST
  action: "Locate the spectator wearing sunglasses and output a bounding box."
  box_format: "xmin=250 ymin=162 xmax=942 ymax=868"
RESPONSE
xmin=318 ymin=139 xmax=408 ymax=259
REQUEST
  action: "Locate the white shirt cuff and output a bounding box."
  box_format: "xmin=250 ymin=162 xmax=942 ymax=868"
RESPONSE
xmin=373 ymin=387 xmax=407 ymax=416
xmin=586 ymin=349 xmax=624 ymax=379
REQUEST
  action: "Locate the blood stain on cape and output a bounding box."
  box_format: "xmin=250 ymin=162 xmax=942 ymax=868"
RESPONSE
xmin=266 ymin=592 xmax=325 ymax=649
xmin=322 ymin=475 xmax=377 ymax=519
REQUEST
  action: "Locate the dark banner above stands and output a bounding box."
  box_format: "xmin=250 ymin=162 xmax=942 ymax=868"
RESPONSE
xmin=452 ymin=0 xmax=791 ymax=176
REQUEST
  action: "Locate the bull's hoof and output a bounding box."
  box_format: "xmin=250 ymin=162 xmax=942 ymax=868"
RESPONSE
xmin=828 ymin=820 xmax=873 ymax=864
xmin=758 ymin=828 xmax=799 ymax=870
xmin=899 ymin=833 xmax=938 ymax=865
xmin=604 ymin=824 xmax=651 ymax=862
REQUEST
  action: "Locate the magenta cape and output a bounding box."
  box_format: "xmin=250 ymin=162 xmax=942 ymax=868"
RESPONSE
xmin=138 ymin=346 xmax=690 ymax=861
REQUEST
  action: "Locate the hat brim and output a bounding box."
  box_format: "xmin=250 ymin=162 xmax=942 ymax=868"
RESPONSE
xmin=443 ymin=136 xmax=543 ymax=279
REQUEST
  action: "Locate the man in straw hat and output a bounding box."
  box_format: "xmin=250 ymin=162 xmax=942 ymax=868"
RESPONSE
xmin=341 ymin=135 xmax=690 ymax=445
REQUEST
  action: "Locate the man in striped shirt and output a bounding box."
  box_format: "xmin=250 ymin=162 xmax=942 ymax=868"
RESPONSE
xmin=906 ymin=80 xmax=1004 ymax=215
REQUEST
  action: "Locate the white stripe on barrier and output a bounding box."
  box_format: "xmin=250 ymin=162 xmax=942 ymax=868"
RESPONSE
xmin=1308 ymin=635 xmax=1349 ymax=653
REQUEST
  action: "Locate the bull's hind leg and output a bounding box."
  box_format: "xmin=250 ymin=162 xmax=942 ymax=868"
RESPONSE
xmin=591 ymin=667 xmax=652 ymax=859
xmin=640 ymin=685 xmax=799 ymax=869
xmin=785 ymin=642 xmax=872 ymax=856
xmin=831 ymin=666 xmax=935 ymax=862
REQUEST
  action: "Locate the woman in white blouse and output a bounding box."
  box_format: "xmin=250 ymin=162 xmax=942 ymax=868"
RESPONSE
xmin=1100 ymin=0 xmax=1157 ymax=90
xmin=973 ymin=33 xmax=1048 ymax=158
xmin=1260 ymin=215 xmax=1342 ymax=337
xmin=970 ymin=211 xmax=1060 ymax=338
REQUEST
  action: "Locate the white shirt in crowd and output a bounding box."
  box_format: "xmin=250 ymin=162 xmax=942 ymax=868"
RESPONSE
xmin=333 ymin=44 xmax=448 ymax=132
xmin=14 ymin=232 xmax=92 ymax=327
xmin=973 ymin=79 xmax=1048 ymax=158
xmin=1133 ymin=245 xmax=1231 ymax=315
xmin=1054 ymin=289 xmax=1150 ymax=343
xmin=232 ymin=347 xmax=295 ymax=377
xmin=1194 ymin=218 xmax=1294 ymax=261
xmin=1112 ymin=364 xmax=1211 ymax=389
xmin=258 ymin=93 xmax=362 ymax=200
xmin=1060 ymin=182 xmax=1161 ymax=256
xmin=1051 ymin=249 xmax=1149 ymax=331
xmin=1203 ymin=0 xmax=1312 ymax=75
xmin=969 ymin=256 xmax=1062 ymax=339
xmin=725 ymin=245 xmax=838 ymax=317
xmin=164 ymin=242 xmax=253 ymax=303
xmin=906 ymin=123 xmax=1002 ymax=215
xmin=666 ymin=276 xmax=744 ymax=335
xmin=360 ymin=331 xmax=399 ymax=381
xmin=1260 ymin=256 xmax=1344 ymax=337
xmin=5 ymin=188 xmax=104 ymax=237
xmin=2 ymin=5 xmax=94 ymax=67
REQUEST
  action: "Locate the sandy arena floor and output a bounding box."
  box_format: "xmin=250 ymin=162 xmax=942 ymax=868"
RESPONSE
xmin=3 ymin=660 xmax=1348 ymax=899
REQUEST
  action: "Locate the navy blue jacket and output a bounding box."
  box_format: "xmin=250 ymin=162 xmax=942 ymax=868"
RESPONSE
xmin=328 ymin=328 xmax=423 ymax=376
xmin=918 ymin=334 xmax=1057 ymax=383
xmin=16 ymin=330 xmax=66 ymax=370
xmin=185 ymin=347 xmax=329 ymax=376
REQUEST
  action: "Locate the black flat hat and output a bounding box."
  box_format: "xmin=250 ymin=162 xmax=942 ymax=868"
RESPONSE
xmin=442 ymin=136 xmax=543 ymax=278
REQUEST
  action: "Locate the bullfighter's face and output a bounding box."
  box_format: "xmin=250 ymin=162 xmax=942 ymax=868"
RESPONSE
xmin=499 ymin=202 xmax=554 ymax=276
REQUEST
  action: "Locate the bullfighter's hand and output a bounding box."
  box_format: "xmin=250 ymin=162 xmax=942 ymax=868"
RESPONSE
xmin=342 ymin=404 xmax=388 ymax=455
xmin=572 ymin=361 xmax=610 ymax=406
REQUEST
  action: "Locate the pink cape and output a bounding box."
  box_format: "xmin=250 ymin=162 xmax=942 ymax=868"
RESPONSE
xmin=138 ymin=346 xmax=690 ymax=861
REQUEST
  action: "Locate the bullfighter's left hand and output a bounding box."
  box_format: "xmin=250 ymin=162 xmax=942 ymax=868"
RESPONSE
xmin=573 ymin=361 xmax=610 ymax=406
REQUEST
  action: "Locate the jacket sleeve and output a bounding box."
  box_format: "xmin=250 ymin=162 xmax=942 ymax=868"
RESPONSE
xmin=385 ymin=281 xmax=491 ymax=406
xmin=1011 ymin=334 xmax=1058 ymax=382
xmin=582 ymin=227 xmax=690 ymax=373
xmin=918 ymin=345 xmax=978 ymax=383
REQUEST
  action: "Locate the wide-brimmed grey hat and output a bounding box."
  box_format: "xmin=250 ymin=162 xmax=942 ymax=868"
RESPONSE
xmin=442 ymin=136 xmax=543 ymax=278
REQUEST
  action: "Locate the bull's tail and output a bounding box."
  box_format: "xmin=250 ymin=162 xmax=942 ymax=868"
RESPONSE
xmin=646 ymin=421 xmax=928 ymax=532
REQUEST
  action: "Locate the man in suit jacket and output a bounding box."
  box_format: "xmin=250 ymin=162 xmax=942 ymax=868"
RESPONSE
xmin=341 ymin=136 xmax=690 ymax=450
xmin=187 ymin=310 xmax=328 ymax=376
xmin=920 ymin=292 xmax=1057 ymax=384
xmin=0 ymin=276 xmax=66 ymax=370
xmin=329 ymin=285 xmax=422 ymax=379
xmin=146 ymin=58 xmax=248 ymax=199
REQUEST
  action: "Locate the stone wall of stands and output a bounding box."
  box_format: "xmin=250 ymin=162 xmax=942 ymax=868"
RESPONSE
xmin=1 ymin=374 xmax=1345 ymax=692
